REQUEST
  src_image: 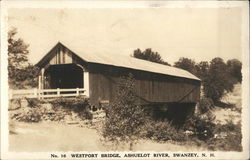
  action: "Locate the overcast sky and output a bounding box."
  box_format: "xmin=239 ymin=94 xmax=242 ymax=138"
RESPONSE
xmin=8 ymin=7 xmax=242 ymax=65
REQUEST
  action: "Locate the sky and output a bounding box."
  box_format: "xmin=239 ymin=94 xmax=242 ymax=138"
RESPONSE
xmin=7 ymin=7 xmax=242 ymax=65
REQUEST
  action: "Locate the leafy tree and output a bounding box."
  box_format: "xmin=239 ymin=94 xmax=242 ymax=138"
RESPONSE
xmin=102 ymin=73 xmax=146 ymax=150
xmin=8 ymin=28 xmax=29 ymax=69
xmin=174 ymin=57 xmax=236 ymax=102
xmin=133 ymin=48 xmax=170 ymax=66
xmin=226 ymin=59 xmax=242 ymax=83
xmin=174 ymin=57 xmax=196 ymax=74
xmin=195 ymin=61 xmax=209 ymax=79
xmin=203 ymin=58 xmax=234 ymax=102
xmin=8 ymin=27 xmax=39 ymax=89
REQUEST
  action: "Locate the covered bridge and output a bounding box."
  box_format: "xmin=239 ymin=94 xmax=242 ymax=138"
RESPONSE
xmin=36 ymin=42 xmax=201 ymax=116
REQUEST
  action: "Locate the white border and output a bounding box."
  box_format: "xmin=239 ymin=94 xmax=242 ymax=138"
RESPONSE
xmin=1 ymin=1 xmax=249 ymax=160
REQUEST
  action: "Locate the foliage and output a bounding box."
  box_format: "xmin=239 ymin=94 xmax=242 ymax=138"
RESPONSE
xmin=173 ymin=57 xmax=241 ymax=102
xmin=133 ymin=48 xmax=170 ymax=66
xmin=9 ymin=64 xmax=40 ymax=89
xmin=195 ymin=61 xmax=209 ymax=79
xmin=183 ymin=113 xmax=216 ymax=141
xmin=50 ymin=96 xmax=90 ymax=109
xmin=102 ymin=73 xmax=146 ymax=150
xmin=82 ymin=110 xmax=93 ymax=120
xmin=203 ymin=58 xmax=234 ymax=102
xmin=183 ymin=98 xmax=215 ymax=141
xmin=12 ymin=107 xmax=42 ymax=123
xmin=141 ymin=120 xmax=187 ymax=142
xmin=174 ymin=57 xmax=196 ymax=74
xmin=25 ymin=98 xmax=42 ymax=108
xmin=215 ymin=120 xmax=240 ymax=133
xmin=8 ymin=27 xmax=29 ymax=68
xmin=10 ymin=97 xmax=93 ymax=122
xmin=182 ymin=96 xmax=242 ymax=151
xmin=226 ymin=59 xmax=242 ymax=83
xmin=8 ymin=27 xmax=39 ymax=89
xmin=10 ymin=98 xmax=46 ymax=122
xmin=175 ymin=57 xmax=236 ymax=102
xmin=197 ymin=97 xmax=214 ymax=114
xmin=9 ymin=98 xmax=21 ymax=110
xmin=207 ymin=121 xmax=242 ymax=151
xmin=50 ymin=97 xmax=92 ymax=119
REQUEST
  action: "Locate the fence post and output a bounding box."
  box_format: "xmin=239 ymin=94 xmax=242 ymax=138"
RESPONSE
xmin=76 ymin=88 xmax=79 ymax=96
xmin=41 ymin=88 xmax=45 ymax=99
xmin=57 ymin=88 xmax=60 ymax=97
xmin=38 ymin=76 xmax=41 ymax=90
xmin=37 ymin=88 xmax=40 ymax=99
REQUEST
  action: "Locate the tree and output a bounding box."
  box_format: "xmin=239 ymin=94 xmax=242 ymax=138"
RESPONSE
xmin=8 ymin=27 xmax=29 ymax=69
xmin=226 ymin=59 xmax=242 ymax=83
xmin=173 ymin=57 xmax=237 ymax=102
xmin=133 ymin=48 xmax=170 ymax=66
xmin=102 ymin=73 xmax=146 ymax=150
xmin=174 ymin=57 xmax=196 ymax=74
xmin=195 ymin=61 xmax=209 ymax=79
xmin=8 ymin=27 xmax=39 ymax=89
xmin=203 ymin=58 xmax=234 ymax=102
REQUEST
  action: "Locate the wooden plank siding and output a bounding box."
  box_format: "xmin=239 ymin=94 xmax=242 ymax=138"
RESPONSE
xmin=88 ymin=63 xmax=200 ymax=106
xmin=36 ymin=42 xmax=201 ymax=107
xmin=39 ymin=43 xmax=87 ymax=70
xmin=49 ymin=45 xmax=74 ymax=65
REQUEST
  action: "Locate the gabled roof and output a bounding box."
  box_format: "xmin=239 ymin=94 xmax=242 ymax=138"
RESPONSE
xmin=36 ymin=42 xmax=200 ymax=81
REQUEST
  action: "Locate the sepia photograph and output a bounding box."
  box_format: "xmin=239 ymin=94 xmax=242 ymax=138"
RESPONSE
xmin=1 ymin=1 xmax=249 ymax=160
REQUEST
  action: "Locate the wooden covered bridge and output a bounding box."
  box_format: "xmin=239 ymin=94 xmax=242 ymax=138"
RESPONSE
xmin=35 ymin=42 xmax=201 ymax=119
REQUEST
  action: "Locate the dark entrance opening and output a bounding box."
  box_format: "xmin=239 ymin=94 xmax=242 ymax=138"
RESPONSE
xmin=44 ymin=64 xmax=83 ymax=89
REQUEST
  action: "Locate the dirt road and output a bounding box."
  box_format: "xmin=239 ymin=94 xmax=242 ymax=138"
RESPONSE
xmin=9 ymin=121 xmax=205 ymax=152
xmin=9 ymin=121 xmax=105 ymax=152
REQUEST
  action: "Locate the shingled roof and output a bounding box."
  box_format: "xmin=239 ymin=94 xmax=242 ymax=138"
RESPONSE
xmin=36 ymin=42 xmax=200 ymax=81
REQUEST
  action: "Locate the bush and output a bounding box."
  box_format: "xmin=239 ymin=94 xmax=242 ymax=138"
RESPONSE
xmin=80 ymin=109 xmax=93 ymax=120
xmin=197 ymin=97 xmax=214 ymax=114
xmin=49 ymin=97 xmax=92 ymax=120
xmin=214 ymin=120 xmax=240 ymax=133
xmin=183 ymin=111 xmax=216 ymax=141
xmin=208 ymin=134 xmax=242 ymax=151
xmin=50 ymin=96 xmax=90 ymax=110
xmin=141 ymin=120 xmax=187 ymax=142
xmin=182 ymin=96 xmax=216 ymax=141
xmin=23 ymin=108 xmax=42 ymax=122
xmin=12 ymin=107 xmax=42 ymax=122
xmin=207 ymin=121 xmax=242 ymax=151
xmin=9 ymin=98 xmax=21 ymax=110
xmin=102 ymin=74 xmax=146 ymax=150
xmin=11 ymin=97 xmax=93 ymax=122
xmin=25 ymin=98 xmax=42 ymax=108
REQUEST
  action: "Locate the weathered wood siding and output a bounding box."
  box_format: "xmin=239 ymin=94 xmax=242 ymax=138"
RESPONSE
xmin=40 ymin=44 xmax=87 ymax=69
xmin=37 ymin=43 xmax=201 ymax=106
xmin=88 ymin=63 xmax=200 ymax=106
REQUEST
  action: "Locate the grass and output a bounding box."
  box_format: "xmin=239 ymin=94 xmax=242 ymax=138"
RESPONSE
xmin=9 ymin=84 xmax=242 ymax=152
